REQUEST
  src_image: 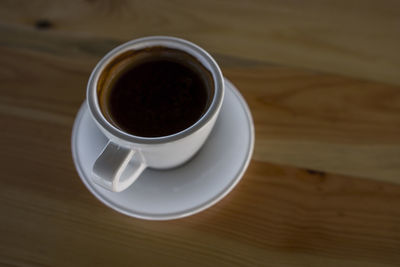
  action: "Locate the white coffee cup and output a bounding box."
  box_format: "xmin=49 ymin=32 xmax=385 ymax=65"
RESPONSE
xmin=87 ymin=36 xmax=224 ymax=192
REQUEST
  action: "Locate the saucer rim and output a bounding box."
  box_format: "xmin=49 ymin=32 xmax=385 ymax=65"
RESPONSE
xmin=71 ymin=78 xmax=255 ymax=220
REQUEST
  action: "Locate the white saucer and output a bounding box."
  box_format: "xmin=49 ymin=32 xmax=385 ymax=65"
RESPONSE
xmin=71 ymin=78 xmax=254 ymax=220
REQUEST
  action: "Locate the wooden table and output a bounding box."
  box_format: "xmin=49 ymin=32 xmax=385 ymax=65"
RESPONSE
xmin=1 ymin=1 xmax=400 ymax=266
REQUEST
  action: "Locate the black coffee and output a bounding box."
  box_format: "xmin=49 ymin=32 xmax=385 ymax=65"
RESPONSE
xmin=99 ymin=47 xmax=212 ymax=137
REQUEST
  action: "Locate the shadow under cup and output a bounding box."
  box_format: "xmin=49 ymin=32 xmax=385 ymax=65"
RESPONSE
xmin=96 ymin=46 xmax=215 ymax=138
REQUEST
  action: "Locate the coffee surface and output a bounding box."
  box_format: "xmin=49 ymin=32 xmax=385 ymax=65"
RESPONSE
xmin=103 ymin=55 xmax=209 ymax=137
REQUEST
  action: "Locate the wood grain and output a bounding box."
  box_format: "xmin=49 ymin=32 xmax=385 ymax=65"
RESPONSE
xmin=0 ymin=0 xmax=400 ymax=85
xmin=2 ymin=25 xmax=400 ymax=184
xmin=1 ymin=2 xmax=400 ymax=266
xmin=227 ymin=67 xmax=400 ymax=183
xmin=2 ymin=116 xmax=400 ymax=266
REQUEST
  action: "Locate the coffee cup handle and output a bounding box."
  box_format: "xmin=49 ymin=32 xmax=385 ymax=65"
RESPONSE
xmin=92 ymin=142 xmax=147 ymax=192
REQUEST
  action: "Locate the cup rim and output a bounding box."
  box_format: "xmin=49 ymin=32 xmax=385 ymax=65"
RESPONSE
xmin=87 ymin=36 xmax=224 ymax=145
